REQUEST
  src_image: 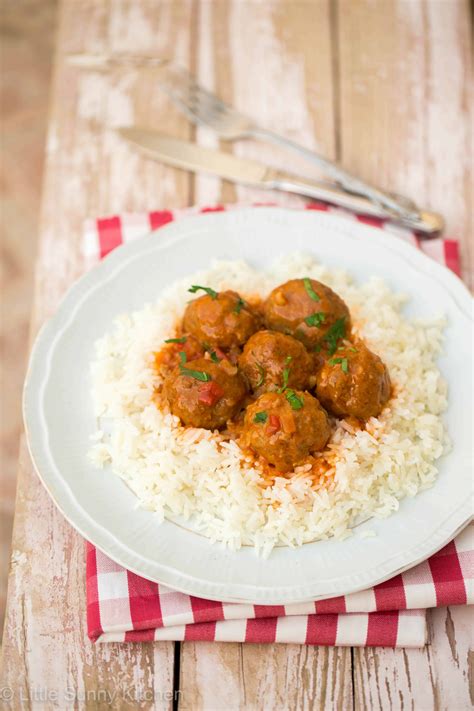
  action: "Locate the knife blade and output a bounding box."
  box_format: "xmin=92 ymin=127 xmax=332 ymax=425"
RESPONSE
xmin=119 ymin=128 xmax=270 ymax=185
xmin=117 ymin=128 xmax=443 ymax=235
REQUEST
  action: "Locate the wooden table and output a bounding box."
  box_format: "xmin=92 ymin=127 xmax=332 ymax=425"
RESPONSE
xmin=1 ymin=1 xmax=472 ymax=708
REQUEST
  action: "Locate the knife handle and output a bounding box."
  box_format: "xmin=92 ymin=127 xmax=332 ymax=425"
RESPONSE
xmin=265 ymin=169 xmax=444 ymax=236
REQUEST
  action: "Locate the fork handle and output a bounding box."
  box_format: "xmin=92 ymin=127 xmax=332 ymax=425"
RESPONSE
xmin=264 ymin=169 xmax=443 ymax=235
xmin=250 ymin=127 xmax=420 ymax=221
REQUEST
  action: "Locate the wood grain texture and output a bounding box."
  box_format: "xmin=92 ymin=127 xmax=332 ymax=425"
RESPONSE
xmin=337 ymin=0 xmax=473 ymax=287
xmin=1 ymin=0 xmax=196 ymax=706
xmin=180 ymin=642 xmax=352 ymax=711
xmin=0 ymin=0 xmax=58 ymax=641
xmin=338 ymin=2 xmax=473 ymax=709
xmin=1 ymin=0 xmax=472 ymax=708
xmin=180 ymin=3 xmax=350 ymax=709
xmin=1 ymin=439 xmax=175 ymax=710
xmin=353 ymin=606 xmax=474 ymax=711
xmin=427 ymin=605 xmax=474 ymax=711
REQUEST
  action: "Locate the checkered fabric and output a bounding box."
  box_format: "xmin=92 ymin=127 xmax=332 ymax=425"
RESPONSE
xmin=83 ymin=202 xmax=470 ymax=646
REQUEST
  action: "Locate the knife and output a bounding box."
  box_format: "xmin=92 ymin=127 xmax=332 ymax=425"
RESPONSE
xmin=117 ymin=128 xmax=443 ymax=235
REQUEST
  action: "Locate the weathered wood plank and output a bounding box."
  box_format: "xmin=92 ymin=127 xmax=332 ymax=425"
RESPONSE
xmin=337 ymin=0 xmax=472 ymax=286
xmin=2 ymin=441 xmax=175 ymax=711
xmin=427 ymin=605 xmax=473 ymax=711
xmin=338 ymin=1 xmax=473 ymax=708
xmin=353 ymin=606 xmax=474 ymax=711
xmin=180 ymin=642 xmax=352 ymax=711
xmin=353 ymin=643 xmax=437 ymax=711
xmin=180 ymin=1 xmax=351 ymax=708
xmin=0 ymin=0 xmax=58 ymax=642
xmin=1 ymin=0 xmax=196 ymax=705
xmin=422 ymin=0 xmax=473 ymax=288
xmin=193 ymin=0 xmax=337 ymax=207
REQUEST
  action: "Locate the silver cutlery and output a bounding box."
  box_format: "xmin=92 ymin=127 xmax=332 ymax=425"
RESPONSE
xmin=153 ymin=63 xmax=425 ymax=222
xmin=117 ymin=128 xmax=443 ymax=235
xmin=68 ymin=53 xmax=443 ymax=234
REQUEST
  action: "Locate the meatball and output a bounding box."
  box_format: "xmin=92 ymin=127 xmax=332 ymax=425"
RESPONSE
xmin=163 ymin=358 xmax=247 ymax=429
xmin=183 ymin=289 xmax=259 ymax=349
xmin=239 ymin=330 xmax=314 ymax=395
xmin=242 ymin=391 xmax=331 ymax=472
xmin=263 ymin=278 xmax=350 ymax=349
xmin=155 ymin=334 xmax=204 ymax=373
xmin=315 ymin=340 xmax=391 ymax=420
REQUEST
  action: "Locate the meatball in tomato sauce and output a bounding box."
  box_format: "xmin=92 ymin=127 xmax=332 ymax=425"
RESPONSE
xmin=183 ymin=289 xmax=259 ymax=349
xmin=315 ymin=340 xmax=391 ymax=421
xmin=155 ymin=334 xmax=204 ymax=373
xmin=163 ymin=358 xmax=247 ymax=430
xmin=239 ymin=330 xmax=314 ymax=396
xmin=242 ymin=391 xmax=331 ymax=472
xmin=263 ymin=278 xmax=350 ymax=349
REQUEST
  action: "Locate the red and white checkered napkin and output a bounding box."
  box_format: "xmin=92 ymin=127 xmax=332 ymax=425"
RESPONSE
xmin=84 ymin=202 xmax=470 ymax=647
xmin=87 ymin=526 xmax=473 ymax=646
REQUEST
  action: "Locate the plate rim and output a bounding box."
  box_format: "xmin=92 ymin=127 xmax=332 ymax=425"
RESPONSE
xmin=23 ymin=207 xmax=473 ymax=604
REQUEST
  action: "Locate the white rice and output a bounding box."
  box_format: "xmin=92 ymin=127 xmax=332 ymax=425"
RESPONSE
xmin=89 ymin=254 xmax=449 ymax=556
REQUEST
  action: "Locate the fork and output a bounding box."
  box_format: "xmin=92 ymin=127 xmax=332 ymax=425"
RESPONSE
xmin=67 ymin=54 xmax=430 ymax=226
xmin=154 ymin=63 xmax=421 ymax=222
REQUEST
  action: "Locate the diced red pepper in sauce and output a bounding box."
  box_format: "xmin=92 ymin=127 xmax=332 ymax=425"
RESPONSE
xmin=198 ymin=381 xmax=225 ymax=406
xmin=266 ymin=414 xmax=281 ymax=436
xmin=154 ymin=336 xmax=204 ymax=373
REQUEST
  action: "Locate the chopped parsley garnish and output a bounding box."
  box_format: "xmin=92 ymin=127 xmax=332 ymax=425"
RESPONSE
xmin=234 ymin=297 xmax=245 ymax=314
xmin=324 ymin=317 xmax=346 ymax=355
xmin=277 ymin=369 xmax=290 ymax=393
xmin=254 ymin=411 xmax=268 ymax=424
xmin=209 ymin=350 xmax=220 ymax=363
xmin=314 ymin=343 xmax=322 ymax=353
xmin=255 ymin=363 xmax=265 ymax=387
xmin=276 ymin=356 xmax=293 ymax=393
xmin=165 ymin=336 xmax=187 ymax=344
xmin=285 ymin=389 xmax=304 ymax=410
xmin=304 ymin=311 xmax=326 ymax=328
xmin=179 ymin=351 xmax=187 ymax=364
xmin=329 ymin=357 xmax=349 ymax=374
xmin=188 ymin=285 xmax=218 ymax=299
xmin=303 ymin=277 xmax=320 ymax=302
xmin=179 ymin=364 xmax=211 ymax=381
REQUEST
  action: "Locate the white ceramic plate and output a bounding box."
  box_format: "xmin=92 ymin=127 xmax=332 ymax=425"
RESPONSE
xmin=24 ymin=208 xmax=473 ymax=604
